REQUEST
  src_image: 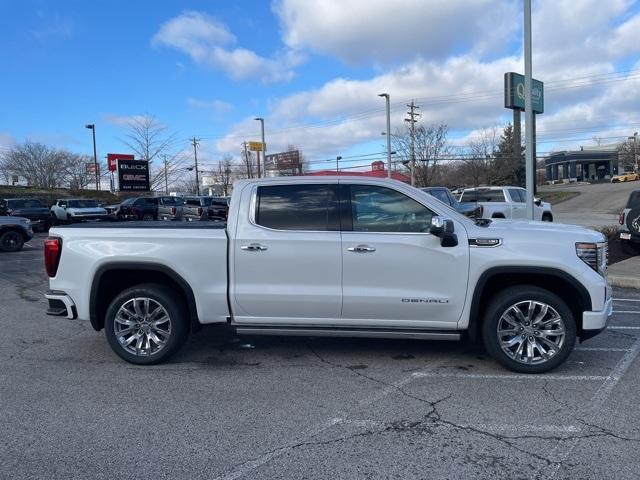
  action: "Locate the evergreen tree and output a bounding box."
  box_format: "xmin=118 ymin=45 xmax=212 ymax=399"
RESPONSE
xmin=492 ymin=123 xmax=525 ymax=186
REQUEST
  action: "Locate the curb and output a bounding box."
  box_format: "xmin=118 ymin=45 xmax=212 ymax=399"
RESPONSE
xmin=608 ymin=275 xmax=640 ymax=289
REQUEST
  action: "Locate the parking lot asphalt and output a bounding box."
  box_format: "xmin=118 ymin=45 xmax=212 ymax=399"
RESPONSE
xmin=1 ymin=234 xmax=640 ymax=479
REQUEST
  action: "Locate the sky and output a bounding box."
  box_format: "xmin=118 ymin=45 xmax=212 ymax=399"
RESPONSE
xmin=2 ymin=0 xmax=640 ymax=174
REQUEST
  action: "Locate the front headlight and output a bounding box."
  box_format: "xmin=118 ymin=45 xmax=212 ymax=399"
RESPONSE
xmin=576 ymin=242 xmax=607 ymax=276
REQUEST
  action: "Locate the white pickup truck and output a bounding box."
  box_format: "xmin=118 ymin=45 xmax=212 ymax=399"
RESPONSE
xmin=44 ymin=177 xmax=611 ymax=373
xmin=459 ymin=186 xmax=553 ymax=222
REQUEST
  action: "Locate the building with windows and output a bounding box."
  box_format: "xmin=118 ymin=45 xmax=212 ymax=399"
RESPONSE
xmin=544 ymin=143 xmax=620 ymax=182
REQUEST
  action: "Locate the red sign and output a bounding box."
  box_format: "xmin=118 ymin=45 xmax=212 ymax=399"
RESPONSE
xmin=107 ymin=153 xmax=135 ymax=172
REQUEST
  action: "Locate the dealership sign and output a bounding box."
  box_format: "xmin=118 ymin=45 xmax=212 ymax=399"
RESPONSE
xmin=117 ymin=159 xmax=150 ymax=191
xmin=504 ymin=72 xmax=544 ymax=114
xmin=107 ymin=153 xmax=135 ymax=172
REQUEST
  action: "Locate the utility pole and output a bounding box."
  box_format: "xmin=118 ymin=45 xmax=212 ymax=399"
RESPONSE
xmin=162 ymin=154 xmax=169 ymax=194
xmin=255 ymin=117 xmax=265 ymax=178
xmin=336 ymin=156 xmax=342 ymax=173
xmin=242 ymin=142 xmax=252 ymax=178
xmin=524 ymin=0 xmax=535 ymax=219
xmin=191 ymin=137 xmax=200 ymax=195
xmin=404 ymin=100 xmax=420 ymax=186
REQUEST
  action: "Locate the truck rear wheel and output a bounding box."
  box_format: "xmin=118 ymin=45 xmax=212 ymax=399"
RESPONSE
xmin=481 ymin=286 xmax=576 ymax=373
xmin=104 ymin=284 xmax=189 ymax=365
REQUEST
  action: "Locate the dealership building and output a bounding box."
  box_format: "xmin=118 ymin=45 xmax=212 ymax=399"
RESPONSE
xmin=544 ymin=143 xmax=621 ymax=182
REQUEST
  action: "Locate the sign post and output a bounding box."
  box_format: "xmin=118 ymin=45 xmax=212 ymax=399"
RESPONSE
xmin=248 ymin=141 xmax=265 ymax=179
xmin=504 ymin=70 xmax=544 ymax=204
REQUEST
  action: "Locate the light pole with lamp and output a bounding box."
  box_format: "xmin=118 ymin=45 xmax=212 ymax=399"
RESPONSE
xmin=85 ymin=124 xmax=99 ymax=190
xmin=255 ymin=117 xmax=265 ymax=178
xmin=336 ymin=155 xmax=342 ymax=173
xmin=378 ymin=93 xmax=392 ymax=179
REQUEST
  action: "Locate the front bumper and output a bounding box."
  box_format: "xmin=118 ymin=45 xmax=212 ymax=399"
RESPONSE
xmin=45 ymin=290 xmax=77 ymax=319
xmin=580 ymin=284 xmax=613 ymax=341
xmin=70 ymin=214 xmax=109 ymax=222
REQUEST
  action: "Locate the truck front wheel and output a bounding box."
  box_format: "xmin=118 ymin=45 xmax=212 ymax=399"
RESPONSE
xmin=481 ymin=286 xmax=576 ymax=373
xmin=104 ymin=284 xmax=189 ymax=365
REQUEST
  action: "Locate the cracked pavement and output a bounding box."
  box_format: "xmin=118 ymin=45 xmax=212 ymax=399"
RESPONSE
xmin=1 ymin=234 xmax=640 ymax=479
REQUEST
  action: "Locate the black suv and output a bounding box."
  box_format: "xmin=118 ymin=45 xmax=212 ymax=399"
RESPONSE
xmin=183 ymin=196 xmax=229 ymax=221
xmin=0 ymin=198 xmax=51 ymax=231
xmin=108 ymin=196 xmax=184 ymax=221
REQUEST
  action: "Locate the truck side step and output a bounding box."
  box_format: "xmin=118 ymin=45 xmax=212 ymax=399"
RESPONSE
xmin=234 ymin=326 xmax=461 ymax=341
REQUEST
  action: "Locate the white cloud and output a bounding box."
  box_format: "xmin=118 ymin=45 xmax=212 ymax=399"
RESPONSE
xmin=187 ymin=97 xmax=233 ymax=114
xmin=152 ymin=11 xmax=304 ymax=83
xmin=274 ymin=0 xmax=519 ymax=65
xmin=103 ymin=113 xmax=148 ymax=127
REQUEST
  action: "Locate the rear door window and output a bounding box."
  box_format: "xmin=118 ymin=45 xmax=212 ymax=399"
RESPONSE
xmin=255 ymin=184 xmax=338 ymax=231
xmin=508 ymin=188 xmax=525 ymax=202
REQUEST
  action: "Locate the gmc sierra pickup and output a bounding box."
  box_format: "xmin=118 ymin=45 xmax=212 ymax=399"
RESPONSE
xmin=44 ymin=177 xmax=611 ymax=373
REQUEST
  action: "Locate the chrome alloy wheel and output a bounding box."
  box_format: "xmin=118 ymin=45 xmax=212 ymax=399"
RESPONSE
xmin=496 ymin=301 xmax=566 ymax=365
xmin=114 ymin=297 xmax=171 ymax=357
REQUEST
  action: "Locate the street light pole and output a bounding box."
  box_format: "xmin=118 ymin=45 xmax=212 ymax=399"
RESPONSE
xmin=523 ymin=0 xmax=535 ymax=219
xmin=255 ymin=117 xmax=265 ymax=178
xmin=378 ymin=93 xmax=392 ymax=179
xmin=85 ymin=124 xmax=99 ymax=191
xmin=336 ymin=156 xmax=342 ymax=173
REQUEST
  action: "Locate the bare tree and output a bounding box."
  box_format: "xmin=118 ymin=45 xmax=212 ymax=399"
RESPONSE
xmin=121 ymin=114 xmax=178 ymax=163
xmin=617 ymin=139 xmax=638 ymax=172
xmin=391 ymin=123 xmax=451 ymax=186
xmin=0 ymin=141 xmax=68 ymax=188
xmin=239 ymin=144 xmax=256 ymax=179
xmin=216 ymin=154 xmax=234 ymax=196
xmin=462 ymin=125 xmax=501 ymax=187
xmin=63 ymin=153 xmax=95 ymax=190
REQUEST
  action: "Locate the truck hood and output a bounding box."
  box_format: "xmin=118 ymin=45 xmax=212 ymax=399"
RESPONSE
xmin=67 ymin=207 xmax=108 ymax=215
xmin=473 ymin=219 xmax=605 ymax=243
xmin=9 ymin=207 xmax=49 ymax=218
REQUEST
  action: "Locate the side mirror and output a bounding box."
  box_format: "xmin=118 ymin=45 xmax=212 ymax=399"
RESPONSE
xmin=534 ymin=198 xmax=542 ymax=206
xmin=429 ymin=216 xmax=458 ymax=247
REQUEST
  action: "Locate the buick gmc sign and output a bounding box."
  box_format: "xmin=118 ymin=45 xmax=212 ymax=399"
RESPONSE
xmin=117 ymin=159 xmax=150 ymax=191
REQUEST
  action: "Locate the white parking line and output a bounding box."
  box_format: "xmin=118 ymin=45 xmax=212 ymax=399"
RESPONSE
xmin=411 ymin=372 xmax=607 ymax=381
xmin=613 ymin=298 xmax=640 ymax=302
xmin=609 ymin=326 xmax=640 ymax=330
xmin=612 ymin=310 xmax=640 ymax=314
xmin=575 ymin=347 xmax=631 ymax=352
xmin=546 ymin=337 xmax=640 ymax=478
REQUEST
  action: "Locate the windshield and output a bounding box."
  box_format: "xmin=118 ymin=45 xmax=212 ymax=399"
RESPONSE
xmin=8 ymin=199 xmax=44 ymax=209
xmin=68 ymin=200 xmax=99 ymax=208
xmin=121 ymin=198 xmax=136 ymax=205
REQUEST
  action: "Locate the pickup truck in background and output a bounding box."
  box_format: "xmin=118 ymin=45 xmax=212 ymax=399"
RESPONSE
xmin=459 ymin=186 xmax=553 ymax=222
xmin=183 ymin=196 xmax=229 ymax=221
xmin=44 ymin=177 xmax=611 ymax=374
xmin=50 ymin=199 xmax=109 ymax=224
xmin=106 ymin=196 xmax=184 ymax=221
xmin=420 ymin=187 xmax=481 ymax=218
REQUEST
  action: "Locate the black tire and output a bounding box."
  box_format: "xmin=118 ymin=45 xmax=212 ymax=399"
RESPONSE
xmin=481 ymin=285 xmax=576 ymax=374
xmin=104 ymin=283 xmax=189 ymax=365
xmin=141 ymin=212 xmax=155 ymax=221
xmin=49 ymin=213 xmax=58 ymax=227
xmin=542 ymin=212 xmax=553 ymax=222
xmin=0 ymin=230 xmax=25 ymax=252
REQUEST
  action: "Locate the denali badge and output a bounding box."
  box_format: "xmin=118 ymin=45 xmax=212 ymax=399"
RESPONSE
xmin=402 ymin=298 xmax=449 ymax=304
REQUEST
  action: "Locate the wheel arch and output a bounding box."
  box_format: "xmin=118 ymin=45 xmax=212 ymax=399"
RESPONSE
xmin=467 ymin=267 xmax=592 ymax=343
xmin=89 ymin=262 xmax=200 ymax=333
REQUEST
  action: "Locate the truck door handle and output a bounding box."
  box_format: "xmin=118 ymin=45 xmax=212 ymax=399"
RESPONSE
xmin=241 ymin=243 xmax=268 ymax=251
xmin=347 ymin=245 xmax=376 ymax=253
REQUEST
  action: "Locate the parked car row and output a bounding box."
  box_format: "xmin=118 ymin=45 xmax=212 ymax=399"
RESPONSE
xmin=104 ymin=196 xmax=229 ymax=222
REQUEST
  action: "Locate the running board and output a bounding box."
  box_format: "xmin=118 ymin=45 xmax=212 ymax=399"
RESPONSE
xmin=234 ymin=326 xmax=461 ymax=341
